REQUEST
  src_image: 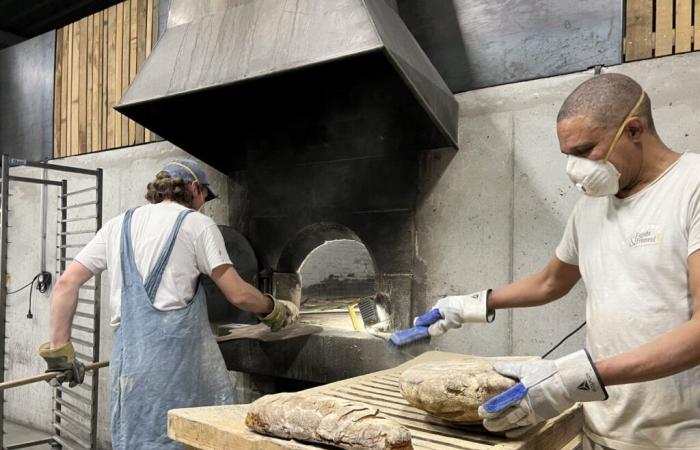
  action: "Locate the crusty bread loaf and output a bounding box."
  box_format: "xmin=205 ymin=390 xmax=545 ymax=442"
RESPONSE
xmin=245 ymin=392 xmax=413 ymax=450
xmin=399 ymin=360 xmax=516 ymax=423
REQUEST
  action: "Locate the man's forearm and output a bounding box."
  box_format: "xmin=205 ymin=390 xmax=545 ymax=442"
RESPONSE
xmin=489 ymin=272 xmax=555 ymax=309
xmin=234 ymin=283 xmax=274 ymax=315
xmin=50 ymin=284 xmax=79 ymax=347
xmin=596 ymin=317 xmax=700 ymax=386
xmin=211 ymin=264 xmax=274 ymax=315
xmin=489 ymin=257 xmax=580 ymax=310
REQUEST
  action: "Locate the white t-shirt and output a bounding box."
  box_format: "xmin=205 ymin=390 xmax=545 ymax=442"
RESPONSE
xmin=556 ymin=153 xmax=700 ymax=450
xmin=75 ymin=202 xmax=232 ymax=327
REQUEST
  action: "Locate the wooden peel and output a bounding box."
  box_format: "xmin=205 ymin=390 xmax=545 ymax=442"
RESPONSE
xmin=0 ymin=361 xmax=109 ymax=390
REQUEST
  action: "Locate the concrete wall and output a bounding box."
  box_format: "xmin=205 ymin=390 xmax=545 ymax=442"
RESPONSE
xmin=4 ymin=141 xmax=232 ymax=448
xmin=415 ymin=51 xmax=700 ymax=359
xmin=397 ymin=0 xmax=622 ymax=92
xmin=0 ymin=31 xmax=55 ymax=161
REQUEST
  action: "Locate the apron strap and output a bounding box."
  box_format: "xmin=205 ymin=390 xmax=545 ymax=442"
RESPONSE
xmin=143 ymin=208 xmax=193 ymax=300
xmin=120 ymin=208 xmax=139 ymax=282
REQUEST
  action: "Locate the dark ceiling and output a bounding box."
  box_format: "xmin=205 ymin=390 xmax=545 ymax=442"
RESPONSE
xmin=0 ymin=0 xmax=122 ymax=48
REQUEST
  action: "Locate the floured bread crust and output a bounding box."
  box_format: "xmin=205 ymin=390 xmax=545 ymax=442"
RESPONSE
xmin=245 ymin=392 xmax=413 ymax=450
xmin=399 ymin=360 xmax=516 ymax=423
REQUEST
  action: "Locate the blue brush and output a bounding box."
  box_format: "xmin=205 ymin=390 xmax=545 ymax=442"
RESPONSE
xmin=387 ymin=309 xmax=442 ymax=350
xmin=481 ymin=382 xmax=528 ymax=414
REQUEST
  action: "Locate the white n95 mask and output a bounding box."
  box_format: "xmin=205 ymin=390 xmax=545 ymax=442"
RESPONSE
xmin=564 ymin=89 xmax=646 ymax=197
xmin=566 ymin=156 xmax=620 ymax=196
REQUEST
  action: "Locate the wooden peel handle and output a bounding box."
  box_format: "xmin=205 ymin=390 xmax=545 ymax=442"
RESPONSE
xmin=0 ymin=360 xmax=109 ymax=390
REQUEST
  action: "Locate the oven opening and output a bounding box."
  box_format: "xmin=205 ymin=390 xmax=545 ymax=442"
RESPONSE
xmin=297 ymin=239 xmax=376 ymax=330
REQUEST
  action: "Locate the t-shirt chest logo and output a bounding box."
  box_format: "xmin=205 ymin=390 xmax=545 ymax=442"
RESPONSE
xmin=628 ymin=224 xmax=662 ymax=248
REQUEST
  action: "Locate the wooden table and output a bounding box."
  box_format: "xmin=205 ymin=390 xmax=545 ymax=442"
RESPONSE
xmin=168 ymin=351 xmax=583 ymax=450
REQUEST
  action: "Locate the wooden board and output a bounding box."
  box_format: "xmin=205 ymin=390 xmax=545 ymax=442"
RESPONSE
xmin=675 ymin=0 xmax=693 ymax=53
xmin=216 ymin=323 xmax=323 ymax=343
xmin=624 ymin=0 xmax=653 ymax=61
xmin=168 ymin=351 xmax=583 ymax=450
xmin=654 ymin=0 xmax=673 ymax=57
xmin=695 ymin=0 xmax=700 ymax=51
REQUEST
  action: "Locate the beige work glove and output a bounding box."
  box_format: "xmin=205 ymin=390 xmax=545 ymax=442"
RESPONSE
xmin=258 ymin=294 xmax=299 ymax=332
xmin=38 ymin=341 xmax=86 ymax=388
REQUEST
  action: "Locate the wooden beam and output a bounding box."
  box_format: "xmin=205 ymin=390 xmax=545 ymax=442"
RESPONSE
xmin=675 ymin=0 xmax=693 ymax=53
xmin=115 ymin=2 xmax=124 ymax=149
xmin=78 ymin=17 xmax=88 ymax=154
xmin=624 ymin=0 xmax=653 ymax=61
xmin=695 ymin=0 xmax=700 ymax=51
xmin=122 ymin=0 xmax=131 ymax=146
xmin=70 ymin=21 xmax=80 ymax=155
xmin=86 ymin=15 xmax=93 ymax=153
xmin=107 ymin=5 xmax=117 ymax=149
xmin=53 ymin=28 xmax=63 ymax=158
xmin=654 ymin=0 xmax=674 ymax=56
xmin=129 ymin=0 xmax=138 ymax=146
xmin=60 ymin=25 xmax=69 ymax=156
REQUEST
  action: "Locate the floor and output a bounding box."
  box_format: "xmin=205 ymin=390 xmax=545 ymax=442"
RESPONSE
xmin=4 ymin=420 xmax=53 ymax=449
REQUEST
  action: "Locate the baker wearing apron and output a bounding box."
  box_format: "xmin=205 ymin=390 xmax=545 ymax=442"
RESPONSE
xmin=39 ymin=159 xmax=298 ymax=449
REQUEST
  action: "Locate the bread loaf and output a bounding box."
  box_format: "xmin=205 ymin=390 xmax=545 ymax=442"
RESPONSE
xmin=399 ymin=360 xmax=516 ymax=423
xmin=245 ymin=392 xmax=413 ymax=450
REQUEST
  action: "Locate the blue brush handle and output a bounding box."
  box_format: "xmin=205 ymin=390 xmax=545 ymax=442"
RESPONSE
xmin=389 ymin=326 xmax=430 ymax=346
xmin=481 ymin=382 xmax=528 ymax=414
xmin=414 ymin=308 xmax=443 ymax=327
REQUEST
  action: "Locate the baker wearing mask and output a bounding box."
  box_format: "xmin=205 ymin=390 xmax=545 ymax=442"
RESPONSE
xmin=421 ymin=74 xmax=700 ymax=449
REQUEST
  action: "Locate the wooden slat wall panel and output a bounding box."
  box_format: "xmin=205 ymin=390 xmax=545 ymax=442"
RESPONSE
xmin=625 ymin=0 xmax=700 ymax=62
xmin=53 ymin=0 xmax=159 ymax=157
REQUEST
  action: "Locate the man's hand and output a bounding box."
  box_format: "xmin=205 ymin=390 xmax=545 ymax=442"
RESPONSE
xmin=478 ymin=350 xmax=607 ymax=436
xmin=258 ymin=295 xmax=299 ymax=332
xmin=38 ymin=342 xmax=86 ymax=388
xmin=425 ymin=290 xmax=494 ymax=336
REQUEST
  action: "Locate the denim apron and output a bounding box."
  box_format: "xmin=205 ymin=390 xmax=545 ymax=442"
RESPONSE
xmin=111 ymin=208 xmax=235 ymax=449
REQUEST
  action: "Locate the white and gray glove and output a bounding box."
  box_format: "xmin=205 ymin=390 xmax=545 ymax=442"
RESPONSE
xmin=478 ymin=350 xmax=608 ymax=437
xmin=426 ymin=289 xmax=495 ymax=336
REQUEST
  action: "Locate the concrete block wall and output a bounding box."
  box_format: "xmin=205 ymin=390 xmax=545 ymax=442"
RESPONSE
xmin=416 ymin=51 xmax=700 ymax=360
xmin=4 ymin=141 xmax=232 ymax=448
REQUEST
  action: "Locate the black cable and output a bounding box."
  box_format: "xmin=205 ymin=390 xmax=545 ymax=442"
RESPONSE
xmin=6 ymin=277 xmax=38 ymax=295
xmin=6 ymin=272 xmax=52 ymax=319
xmin=27 ymin=279 xmax=34 ymax=319
xmin=541 ymin=321 xmax=587 ymax=359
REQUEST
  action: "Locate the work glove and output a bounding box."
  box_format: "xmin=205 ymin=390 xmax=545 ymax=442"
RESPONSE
xmin=38 ymin=342 xmax=86 ymax=388
xmin=478 ymin=350 xmax=607 ymax=437
xmin=424 ymin=289 xmax=494 ymax=336
xmin=258 ymin=294 xmax=299 ymax=332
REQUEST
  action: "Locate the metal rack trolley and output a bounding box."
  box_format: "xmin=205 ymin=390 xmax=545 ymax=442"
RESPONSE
xmin=0 ymin=155 xmax=103 ymax=449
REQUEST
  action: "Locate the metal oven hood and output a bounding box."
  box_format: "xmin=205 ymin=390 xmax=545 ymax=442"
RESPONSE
xmin=115 ymin=0 xmax=458 ymax=171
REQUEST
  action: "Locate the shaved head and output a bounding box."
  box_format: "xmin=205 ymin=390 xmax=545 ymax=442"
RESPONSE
xmin=557 ymin=73 xmax=655 ymax=134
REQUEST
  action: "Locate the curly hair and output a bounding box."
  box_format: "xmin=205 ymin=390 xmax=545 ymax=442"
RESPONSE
xmin=145 ymin=171 xmax=194 ymax=205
